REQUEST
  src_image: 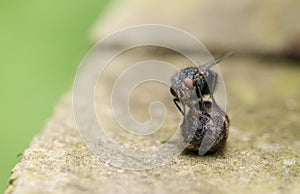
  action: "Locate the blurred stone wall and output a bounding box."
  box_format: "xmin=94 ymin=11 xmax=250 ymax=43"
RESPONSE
xmin=90 ymin=0 xmax=300 ymax=57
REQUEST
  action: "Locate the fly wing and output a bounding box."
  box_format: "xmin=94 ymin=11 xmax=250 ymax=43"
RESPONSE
xmin=199 ymin=52 xmax=234 ymax=112
xmin=200 ymin=52 xmax=234 ymax=70
xmin=198 ymin=110 xmax=227 ymax=155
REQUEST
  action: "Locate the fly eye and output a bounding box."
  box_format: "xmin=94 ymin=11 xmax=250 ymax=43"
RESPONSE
xmin=183 ymin=78 xmax=195 ymax=89
xmin=170 ymin=87 xmax=177 ymax=97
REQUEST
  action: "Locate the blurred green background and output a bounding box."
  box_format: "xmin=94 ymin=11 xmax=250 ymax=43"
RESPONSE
xmin=0 ymin=0 xmax=110 ymax=192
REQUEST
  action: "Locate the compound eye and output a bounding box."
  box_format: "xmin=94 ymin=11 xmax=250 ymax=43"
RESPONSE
xmin=170 ymin=87 xmax=177 ymax=97
xmin=183 ymin=78 xmax=195 ymax=89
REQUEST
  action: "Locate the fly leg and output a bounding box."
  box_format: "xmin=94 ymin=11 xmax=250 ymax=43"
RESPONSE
xmin=206 ymin=71 xmax=218 ymax=105
xmin=173 ymin=98 xmax=184 ymax=116
xmin=195 ymin=80 xmax=206 ymax=114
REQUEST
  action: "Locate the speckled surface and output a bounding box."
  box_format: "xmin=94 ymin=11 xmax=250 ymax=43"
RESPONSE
xmin=5 ymin=55 xmax=300 ymax=194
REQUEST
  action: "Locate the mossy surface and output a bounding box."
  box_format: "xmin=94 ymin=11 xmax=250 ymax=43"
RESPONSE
xmin=6 ymin=56 xmax=300 ymax=194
